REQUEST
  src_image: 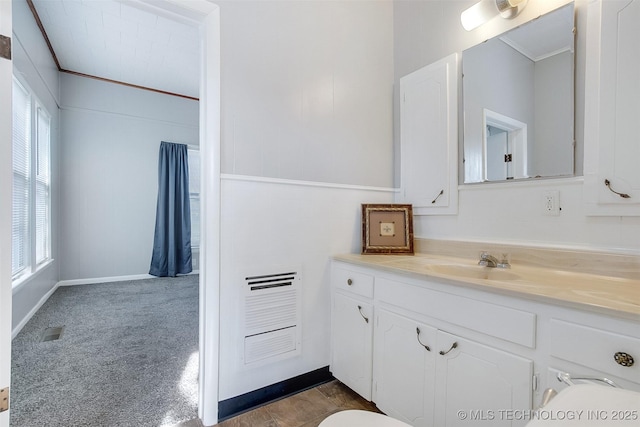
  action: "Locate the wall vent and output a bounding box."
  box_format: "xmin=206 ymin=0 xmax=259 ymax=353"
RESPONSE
xmin=242 ymin=269 xmax=302 ymax=366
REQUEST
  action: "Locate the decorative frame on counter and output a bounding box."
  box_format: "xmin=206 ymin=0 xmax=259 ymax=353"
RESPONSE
xmin=361 ymin=204 xmax=414 ymax=255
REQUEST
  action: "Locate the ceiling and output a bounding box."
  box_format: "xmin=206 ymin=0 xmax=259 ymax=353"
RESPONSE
xmin=499 ymin=4 xmax=574 ymax=62
xmin=30 ymin=0 xmax=201 ymax=99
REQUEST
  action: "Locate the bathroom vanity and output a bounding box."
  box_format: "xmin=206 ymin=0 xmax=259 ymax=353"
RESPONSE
xmin=329 ymin=250 xmax=640 ymax=427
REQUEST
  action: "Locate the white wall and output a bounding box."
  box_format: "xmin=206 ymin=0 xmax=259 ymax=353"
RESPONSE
xmin=218 ymin=0 xmax=394 ymax=188
xmin=395 ymin=0 xmax=640 ymax=253
xmin=218 ymin=178 xmax=394 ymax=400
xmin=11 ymin=0 xmax=60 ymax=334
xmin=216 ymin=0 xmax=395 ymax=399
xmin=59 ymin=74 xmax=199 ymax=281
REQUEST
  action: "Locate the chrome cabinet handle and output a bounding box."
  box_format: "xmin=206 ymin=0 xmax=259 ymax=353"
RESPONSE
xmin=439 ymin=342 xmax=458 ymax=355
xmin=416 ymin=327 xmax=431 ymax=351
xmin=357 ymin=305 xmax=369 ymax=323
xmin=347 ymin=278 xmax=353 ymax=286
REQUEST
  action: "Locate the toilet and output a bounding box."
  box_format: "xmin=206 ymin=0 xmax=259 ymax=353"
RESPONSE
xmin=319 ymin=410 xmax=412 ymax=427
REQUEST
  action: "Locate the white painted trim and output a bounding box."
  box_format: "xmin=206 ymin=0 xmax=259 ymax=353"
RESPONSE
xmin=198 ymin=6 xmax=221 ymax=425
xmin=12 ymin=259 xmax=55 ymax=294
xmin=57 ymin=273 xmax=156 ymax=287
xmin=459 ymin=176 xmax=583 ymax=190
xmin=11 ymin=282 xmax=59 ymax=339
xmin=221 ymin=173 xmax=400 ymax=193
xmin=56 ymin=271 xmax=200 ymax=287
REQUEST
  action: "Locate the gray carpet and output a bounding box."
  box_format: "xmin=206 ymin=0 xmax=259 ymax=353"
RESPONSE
xmin=10 ymin=275 xmax=199 ymax=427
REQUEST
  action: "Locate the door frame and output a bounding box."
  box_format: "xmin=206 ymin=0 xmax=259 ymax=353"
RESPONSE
xmin=1 ymin=1 xmax=14 ymax=426
xmin=0 ymin=1 xmax=222 ymax=425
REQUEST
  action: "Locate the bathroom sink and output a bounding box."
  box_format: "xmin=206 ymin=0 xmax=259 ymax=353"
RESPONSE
xmin=428 ymin=264 xmax=521 ymax=281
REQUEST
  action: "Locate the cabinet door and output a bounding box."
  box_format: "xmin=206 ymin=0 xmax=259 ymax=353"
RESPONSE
xmin=584 ymin=0 xmax=640 ymax=215
xmin=373 ymin=309 xmax=436 ymax=427
xmin=434 ymin=331 xmax=533 ymax=427
xmin=330 ymin=293 xmax=373 ymax=400
xmin=399 ymin=53 xmax=458 ymax=215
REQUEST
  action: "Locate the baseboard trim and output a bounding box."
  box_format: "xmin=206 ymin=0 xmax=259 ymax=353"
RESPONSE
xmin=57 ymin=271 xmax=200 ymax=287
xmin=57 ymin=273 xmax=156 ymax=287
xmin=218 ymin=366 xmax=334 ymax=421
xmin=12 ymin=282 xmax=60 ymax=339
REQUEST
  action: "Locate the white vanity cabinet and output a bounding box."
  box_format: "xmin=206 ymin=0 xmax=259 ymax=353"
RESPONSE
xmin=331 ymin=261 xmax=535 ymax=427
xmin=398 ymin=53 xmax=458 ymax=215
xmin=372 ymin=275 xmax=534 ymax=427
xmin=373 ymin=308 xmax=436 ymax=427
xmin=330 ymin=258 xmax=640 ymax=426
xmin=433 ymin=331 xmax=533 ymax=427
xmin=584 ymin=0 xmax=640 ymax=215
xmin=330 ymin=266 xmax=374 ymax=400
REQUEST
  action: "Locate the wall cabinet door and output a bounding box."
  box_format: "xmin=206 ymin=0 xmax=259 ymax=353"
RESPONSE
xmin=584 ymin=0 xmax=640 ymax=215
xmin=434 ymin=331 xmax=533 ymax=427
xmin=399 ymin=53 xmax=458 ymax=215
xmin=330 ymin=292 xmax=373 ymax=400
xmin=373 ymin=309 xmax=436 ymax=427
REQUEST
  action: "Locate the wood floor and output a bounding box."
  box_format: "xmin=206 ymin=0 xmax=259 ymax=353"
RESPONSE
xmin=213 ymin=380 xmax=379 ymax=427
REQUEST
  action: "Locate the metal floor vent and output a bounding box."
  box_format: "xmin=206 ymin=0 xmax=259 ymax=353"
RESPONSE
xmin=41 ymin=326 xmax=64 ymax=342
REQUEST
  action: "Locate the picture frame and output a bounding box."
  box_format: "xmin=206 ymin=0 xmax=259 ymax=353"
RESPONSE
xmin=361 ymin=204 xmax=414 ymax=255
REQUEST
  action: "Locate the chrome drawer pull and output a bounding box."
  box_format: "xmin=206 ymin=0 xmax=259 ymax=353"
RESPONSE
xmin=357 ymin=306 xmax=369 ymax=323
xmin=416 ymin=327 xmax=431 ymax=351
xmin=439 ymin=341 xmax=458 ymax=355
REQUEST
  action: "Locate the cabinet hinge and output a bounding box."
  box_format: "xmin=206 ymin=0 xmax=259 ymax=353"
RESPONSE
xmin=0 ymin=34 xmax=11 ymax=60
xmin=0 ymin=387 xmax=8 ymax=412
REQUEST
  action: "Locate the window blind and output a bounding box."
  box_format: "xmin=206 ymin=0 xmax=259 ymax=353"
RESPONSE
xmin=12 ymin=79 xmax=31 ymax=277
xmin=12 ymin=76 xmax=52 ymax=282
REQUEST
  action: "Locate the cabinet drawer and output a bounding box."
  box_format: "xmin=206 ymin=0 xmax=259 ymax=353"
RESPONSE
xmin=550 ymin=319 xmax=640 ymax=384
xmin=376 ymin=277 xmax=536 ymax=348
xmin=333 ymin=266 xmax=374 ymax=298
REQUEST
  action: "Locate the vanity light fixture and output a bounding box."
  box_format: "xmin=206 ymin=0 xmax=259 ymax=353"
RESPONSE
xmin=461 ymin=0 xmax=528 ymax=31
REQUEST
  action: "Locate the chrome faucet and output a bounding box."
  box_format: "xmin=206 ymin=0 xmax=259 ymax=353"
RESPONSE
xmin=478 ymin=252 xmax=511 ymax=268
xmin=478 ymin=252 xmax=499 ymax=268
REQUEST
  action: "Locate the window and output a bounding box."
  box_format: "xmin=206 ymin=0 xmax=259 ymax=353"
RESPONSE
xmin=12 ymin=76 xmax=51 ymax=284
xmin=187 ymin=148 xmax=200 ymax=249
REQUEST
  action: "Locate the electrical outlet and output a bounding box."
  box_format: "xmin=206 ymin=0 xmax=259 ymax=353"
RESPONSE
xmin=543 ymin=190 xmax=560 ymax=216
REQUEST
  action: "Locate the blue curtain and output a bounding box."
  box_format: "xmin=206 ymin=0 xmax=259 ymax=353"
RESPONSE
xmin=149 ymin=141 xmax=192 ymax=277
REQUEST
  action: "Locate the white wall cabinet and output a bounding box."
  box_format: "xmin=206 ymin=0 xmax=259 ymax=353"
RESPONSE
xmin=584 ymin=0 xmax=640 ymax=215
xmin=398 ymin=53 xmax=458 ymax=215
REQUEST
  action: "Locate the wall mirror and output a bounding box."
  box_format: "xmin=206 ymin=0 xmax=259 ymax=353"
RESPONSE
xmin=462 ymin=3 xmax=575 ymax=183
